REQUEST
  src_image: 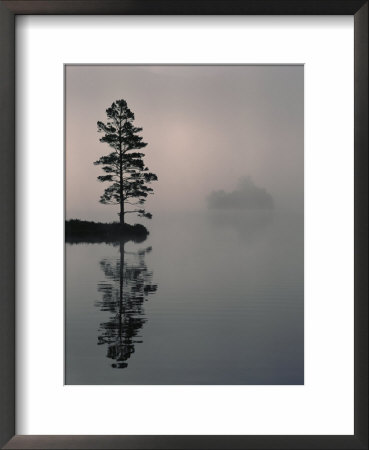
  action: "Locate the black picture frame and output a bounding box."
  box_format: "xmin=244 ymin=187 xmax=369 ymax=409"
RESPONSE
xmin=0 ymin=1 xmax=367 ymax=449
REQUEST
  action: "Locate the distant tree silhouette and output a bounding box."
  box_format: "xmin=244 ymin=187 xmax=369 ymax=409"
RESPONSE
xmin=95 ymin=99 xmax=157 ymax=225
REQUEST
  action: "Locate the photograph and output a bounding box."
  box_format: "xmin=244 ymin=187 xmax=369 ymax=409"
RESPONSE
xmin=65 ymin=64 xmax=304 ymax=385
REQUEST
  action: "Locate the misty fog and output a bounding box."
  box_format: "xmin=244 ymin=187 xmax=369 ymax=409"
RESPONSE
xmin=66 ymin=65 xmax=303 ymax=223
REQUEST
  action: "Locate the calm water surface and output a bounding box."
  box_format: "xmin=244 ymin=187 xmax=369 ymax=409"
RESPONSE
xmin=65 ymin=211 xmax=303 ymax=384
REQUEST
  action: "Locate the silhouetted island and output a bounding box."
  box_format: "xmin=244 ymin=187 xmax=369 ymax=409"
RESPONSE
xmin=65 ymin=219 xmax=148 ymax=244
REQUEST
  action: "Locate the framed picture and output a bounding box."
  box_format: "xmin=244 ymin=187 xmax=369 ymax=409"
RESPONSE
xmin=0 ymin=1 xmax=367 ymax=449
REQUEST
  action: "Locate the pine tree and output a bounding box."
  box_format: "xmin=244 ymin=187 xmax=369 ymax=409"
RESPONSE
xmin=95 ymin=99 xmax=157 ymax=225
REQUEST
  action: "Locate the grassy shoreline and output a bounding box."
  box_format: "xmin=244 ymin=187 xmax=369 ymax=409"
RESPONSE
xmin=65 ymin=219 xmax=148 ymax=243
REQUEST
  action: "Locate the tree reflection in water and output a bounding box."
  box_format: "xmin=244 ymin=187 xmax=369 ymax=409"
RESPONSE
xmin=96 ymin=242 xmax=157 ymax=368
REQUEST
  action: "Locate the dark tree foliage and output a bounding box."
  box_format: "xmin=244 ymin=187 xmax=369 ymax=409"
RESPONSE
xmin=95 ymin=99 xmax=157 ymax=224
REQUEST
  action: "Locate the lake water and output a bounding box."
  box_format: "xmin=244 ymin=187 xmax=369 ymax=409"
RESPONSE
xmin=65 ymin=210 xmax=303 ymax=384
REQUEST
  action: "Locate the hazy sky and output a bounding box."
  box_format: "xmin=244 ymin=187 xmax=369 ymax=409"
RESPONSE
xmin=66 ymin=65 xmax=303 ymax=222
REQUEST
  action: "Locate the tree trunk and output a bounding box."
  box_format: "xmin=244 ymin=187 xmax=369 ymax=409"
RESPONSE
xmin=119 ymin=148 xmax=124 ymax=226
xmin=120 ymin=177 xmax=124 ymax=225
xmin=118 ymin=112 xmax=124 ymax=226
